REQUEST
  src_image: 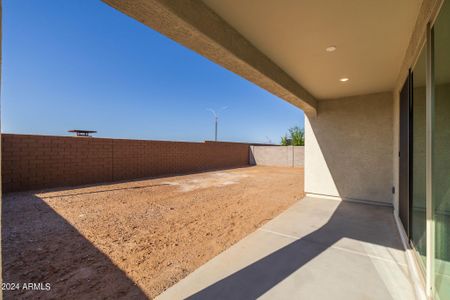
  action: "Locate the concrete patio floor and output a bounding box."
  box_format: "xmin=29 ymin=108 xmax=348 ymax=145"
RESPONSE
xmin=157 ymin=197 xmax=419 ymax=300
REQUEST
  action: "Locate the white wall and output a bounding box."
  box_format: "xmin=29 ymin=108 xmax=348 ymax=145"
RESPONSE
xmin=249 ymin=146 xmax=304 ymax=167
xmin=305 ymin=92 xmax=394 ymax=205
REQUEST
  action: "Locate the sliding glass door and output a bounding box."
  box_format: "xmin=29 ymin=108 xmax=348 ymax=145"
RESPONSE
xmin=432 ymin=1 xmax=450 ymax=298
xmin=402 ymin=3 xmax=450 ymax=298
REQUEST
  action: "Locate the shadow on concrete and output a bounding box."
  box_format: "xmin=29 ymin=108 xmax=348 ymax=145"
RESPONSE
xmin=2 ymin=194 xmax=148 ymax=300
xmin=186 ymin=201 xmax=403 ymax=300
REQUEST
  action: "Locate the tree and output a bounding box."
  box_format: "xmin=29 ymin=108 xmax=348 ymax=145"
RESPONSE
xmin=281 ymin=135 xmax=290 ymax=146
xmin=280 ymin=126 xmax=304 ymax=146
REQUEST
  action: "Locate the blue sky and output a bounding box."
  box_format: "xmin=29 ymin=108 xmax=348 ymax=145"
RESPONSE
xmin=1 ymin=0 xmax=304 ymax=144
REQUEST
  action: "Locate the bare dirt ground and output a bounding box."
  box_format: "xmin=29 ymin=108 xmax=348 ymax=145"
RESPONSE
xmin=2 ymin=166 xmax=304 ymax=299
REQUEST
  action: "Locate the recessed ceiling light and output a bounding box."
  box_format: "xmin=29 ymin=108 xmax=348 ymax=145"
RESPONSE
xmin=339 ymin=78 xmax=349 ymax=82
xmin=326 ymin=46 xmax=337 ymax=52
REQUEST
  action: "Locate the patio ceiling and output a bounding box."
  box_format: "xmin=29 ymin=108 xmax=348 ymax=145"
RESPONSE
xmin=202 ymin=0 xmax=423 ymax=99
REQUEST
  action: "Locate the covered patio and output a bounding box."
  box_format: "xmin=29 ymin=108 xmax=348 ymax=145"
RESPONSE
xmin=68 ymin=0 xmax=448 ymax=298
xmin=157 ymin=197 xmax=420 ymax=300
xmin=97 ymin=0 xmax=446 ymax=297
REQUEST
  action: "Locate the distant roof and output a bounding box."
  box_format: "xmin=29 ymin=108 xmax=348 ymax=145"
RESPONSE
xmin=68 ymin=130 xmax=97 ymax=133
xmin=68 ymin=130 xmax=97 ymax=137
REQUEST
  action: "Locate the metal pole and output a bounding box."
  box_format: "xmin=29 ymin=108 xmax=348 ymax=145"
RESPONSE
xmin=207 ymin=107 xmax=226 ymax=142
xmin=215 ymin=117 xmax=218 ymax=141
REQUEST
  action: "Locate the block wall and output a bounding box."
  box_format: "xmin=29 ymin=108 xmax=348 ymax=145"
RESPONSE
xmin=2 ymin=134 xmax=249 ymax=192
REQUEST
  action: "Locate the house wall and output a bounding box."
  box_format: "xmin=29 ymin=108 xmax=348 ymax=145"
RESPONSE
xmin=2 ymin=134 xmax=249 ymax=193
xmin=305 ymin=92 xmax=393 ymax=205
xmin=249 ymin=146 xmax=304 ymax=167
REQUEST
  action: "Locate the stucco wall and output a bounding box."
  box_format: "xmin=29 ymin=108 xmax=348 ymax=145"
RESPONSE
xmin=305 ymin=92 xmax=393 ymax=205
xmin=249 ymin=146 xmax=304 ymax=167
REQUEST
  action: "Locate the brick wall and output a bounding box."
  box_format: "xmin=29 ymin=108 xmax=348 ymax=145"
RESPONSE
xmin=2 ymin=134 xmax=249 ymax=193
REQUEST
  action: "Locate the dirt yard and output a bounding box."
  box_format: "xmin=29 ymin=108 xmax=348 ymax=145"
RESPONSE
xmin=2 ymin=166 xmax=304 ymax=299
